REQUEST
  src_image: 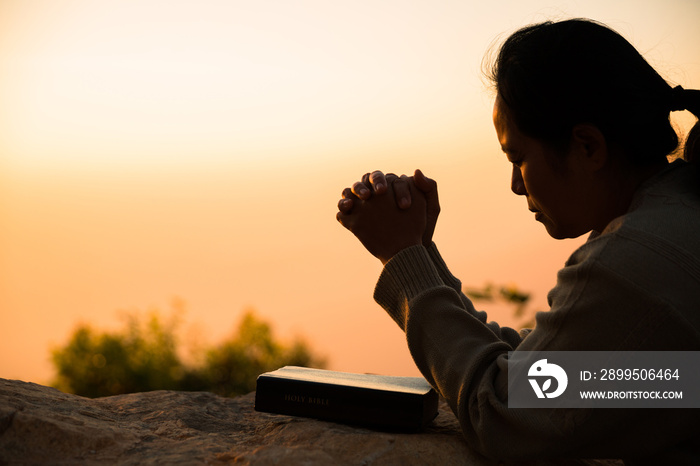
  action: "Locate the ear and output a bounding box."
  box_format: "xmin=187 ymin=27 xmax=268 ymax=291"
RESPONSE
xmin=570 ymin=124 xmax=608 ymax=172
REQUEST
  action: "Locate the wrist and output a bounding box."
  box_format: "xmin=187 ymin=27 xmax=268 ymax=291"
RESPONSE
xmin=379 ymin=241 xmax=423 ymax=265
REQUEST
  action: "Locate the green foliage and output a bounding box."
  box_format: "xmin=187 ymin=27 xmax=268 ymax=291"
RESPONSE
xmin=464 ymin=283 xmax=537 ymax=328
xmin=51 ymin=312 xmax=184 ymax=397
xmin=51 ymin=308 xmax=326 ymax=398
xmin=196 ymin=311 xmax=326 ymax=397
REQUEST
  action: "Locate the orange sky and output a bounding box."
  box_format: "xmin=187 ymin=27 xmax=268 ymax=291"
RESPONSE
xmin=2 ymin=0 xmax=700 ymax=384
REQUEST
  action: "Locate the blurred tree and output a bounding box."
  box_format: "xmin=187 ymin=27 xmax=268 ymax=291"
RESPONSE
xmin=51 ymin=311 xmax=187 ymax=397
xmin=51 ymin=306 xmax=326 ymax=398
xmin=464 ymin=283 xmax=537 ymax=329
xmin=199 ymin=310 xmax=326 ymax=397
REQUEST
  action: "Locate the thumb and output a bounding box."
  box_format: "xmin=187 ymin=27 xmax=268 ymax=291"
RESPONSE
xmin=413 ymin=169 xmax=435 ymax=194
xmin=413 ymin=169 xmax=440 ymax=247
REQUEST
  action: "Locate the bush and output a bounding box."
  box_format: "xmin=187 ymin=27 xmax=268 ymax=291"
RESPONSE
xmin=198 ymin=311 xmax=325 ymax=397
xmin=51 ymin=308 xmax=326 ymax=398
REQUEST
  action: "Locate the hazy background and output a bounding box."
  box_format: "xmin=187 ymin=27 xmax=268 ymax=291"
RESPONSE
xmin=2 ymin=0 xmax=700 ymax=384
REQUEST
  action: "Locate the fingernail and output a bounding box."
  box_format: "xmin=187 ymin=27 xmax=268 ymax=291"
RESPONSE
xmin=400 ymin=197 xmax=410 ymax=208
xmin=375 ymin=183 xmax=384 ymax=192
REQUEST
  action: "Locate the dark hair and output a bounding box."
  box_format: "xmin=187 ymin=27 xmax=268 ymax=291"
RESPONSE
xmin=488 ymin=19 xmax=700 ymax=164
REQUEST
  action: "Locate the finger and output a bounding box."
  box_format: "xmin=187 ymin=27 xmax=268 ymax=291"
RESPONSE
xmin=340 ymin=187 xmax=358 ymax=212
xmin=338 ymin=197 xmax=354 ymax=213
xmin=342 ymin=187 xmax=360 ymax=199
xmin=414 ymin=169 xmax=439 ymax=207
xmin=384 ymin=172 xmax=399 ymax=184
xmin=336 ymin=208 xmax=356 ymax=231
xmin=369 ymin=170 xmax=388 ymax=195
xmin=414 ymin=169 xmax=439 ymax=209
xmin=352 ymin=180 xmax=371 ymax=200
xmin=413 ymin=169 xmax=440 ymax=247
xmin=393 ymin=175 xmax=412 ymax=209
xmin=352 ymin=173 xmax=372 ymax=201
xmin=413 ymin=169 xmax=437 ymax=193
xmin=336 ymin=210 xmax=350 ymax=229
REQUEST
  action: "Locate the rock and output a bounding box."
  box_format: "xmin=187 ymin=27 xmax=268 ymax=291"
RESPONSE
xmin=0 ymin=378 xmax=490 ymax=465
xmin=0 ymin=379 xmax=622 ymax=465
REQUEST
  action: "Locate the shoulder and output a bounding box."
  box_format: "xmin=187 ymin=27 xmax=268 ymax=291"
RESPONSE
xmin=594 ymin=160 xmax=700 ymax=275
xmin=551 ymin=161 xmax=700 ymax=321
xmin=568 ymin=161 xmax=700 ymax=267
xmin=614 ymin=160 xmax=700 ymax=244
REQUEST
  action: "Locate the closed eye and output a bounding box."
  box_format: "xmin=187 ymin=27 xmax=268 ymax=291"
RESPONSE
xmin=501 ymin=147 xmax=522 ymax=167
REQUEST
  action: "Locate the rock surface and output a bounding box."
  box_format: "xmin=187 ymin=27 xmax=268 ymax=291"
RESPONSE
xmin=0 ymin=379 xmax=621 ymax=465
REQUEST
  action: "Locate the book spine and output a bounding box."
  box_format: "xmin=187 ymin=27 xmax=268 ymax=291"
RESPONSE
xmin=255 ymin=377 xmax=436 ymax=431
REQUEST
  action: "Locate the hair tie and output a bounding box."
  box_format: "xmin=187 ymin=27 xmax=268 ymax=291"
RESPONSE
xmin=670 ymin=85 xmax=687 ymax=112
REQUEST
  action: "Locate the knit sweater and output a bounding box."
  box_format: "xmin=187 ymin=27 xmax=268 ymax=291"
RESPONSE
xmin=373 ymin=160 xmax=700 ymax=465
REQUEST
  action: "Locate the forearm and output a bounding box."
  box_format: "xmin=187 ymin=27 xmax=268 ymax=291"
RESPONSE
xmin=385 ymin=243 xmax=524 ymax=345
xmin=371 ymin=244 xmax=694 ymax=460
xmin=372 ymin=244 xmax=523 ymax=404
xmin=373 ymin=245 xmax=564 ymax=457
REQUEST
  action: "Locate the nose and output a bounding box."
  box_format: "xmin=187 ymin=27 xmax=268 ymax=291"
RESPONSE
xmin=511 ymin=165 xmax=527 ymax=196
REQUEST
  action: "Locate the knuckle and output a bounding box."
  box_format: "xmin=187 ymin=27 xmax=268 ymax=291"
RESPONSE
xmin=385 ymin=173 xmax=398 ymax=184
xmin=371 ymin=171 xmax=387 ymax=187
xmin=352 ymin=181 xmax=369 ymax=199
xmin=352 ymin=181 xmax=367 ymax=193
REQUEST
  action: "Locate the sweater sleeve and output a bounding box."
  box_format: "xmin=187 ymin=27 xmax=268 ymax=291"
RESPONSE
xmin=372 ymin=241 xmax=700 ymax=461
xmin=374 ymin=243 xmax=524 ymax=347
xmin=425 ymin=242 xmax=530 ymax=343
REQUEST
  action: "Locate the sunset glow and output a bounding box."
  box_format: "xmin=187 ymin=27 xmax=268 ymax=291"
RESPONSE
xmin=2 ymin=0 xmax=700 ymax=384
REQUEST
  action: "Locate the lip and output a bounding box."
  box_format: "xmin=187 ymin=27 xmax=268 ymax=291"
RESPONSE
xmin=528 ymin=207 xmax=543 ymax=219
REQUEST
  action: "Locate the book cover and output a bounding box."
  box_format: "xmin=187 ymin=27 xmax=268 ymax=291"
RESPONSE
xmin=254 ymin=366 xmax=439 ymax=432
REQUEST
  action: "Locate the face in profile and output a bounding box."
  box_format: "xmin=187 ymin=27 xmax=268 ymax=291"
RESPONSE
xmin=492 ymin=96 xmax=595 ymax=240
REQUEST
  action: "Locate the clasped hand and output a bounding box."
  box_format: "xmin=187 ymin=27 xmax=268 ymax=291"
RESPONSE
xmin=336 ymin=169 xmax=440 ymax=264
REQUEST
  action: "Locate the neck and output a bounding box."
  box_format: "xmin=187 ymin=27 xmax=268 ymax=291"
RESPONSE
xmin=592 ymin=159 xmax=669 ymax=233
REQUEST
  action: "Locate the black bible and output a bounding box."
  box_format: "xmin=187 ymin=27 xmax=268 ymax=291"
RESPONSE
xmin=254 ymin=366 xmax=439 ymax=431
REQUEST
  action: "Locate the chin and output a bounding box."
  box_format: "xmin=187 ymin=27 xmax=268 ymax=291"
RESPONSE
xmin=543 ymin=223 xmax=588 ymax=240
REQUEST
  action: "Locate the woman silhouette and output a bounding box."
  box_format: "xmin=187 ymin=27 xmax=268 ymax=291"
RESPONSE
xmin=337 ymin=19 xmax=700 ymax=464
